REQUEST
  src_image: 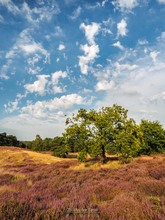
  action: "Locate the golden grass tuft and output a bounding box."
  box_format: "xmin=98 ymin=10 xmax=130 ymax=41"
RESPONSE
xmin=0 ymin=147 xmax=64 ymax=167
xmin=70 ymin=160 xmax=124 ymax=170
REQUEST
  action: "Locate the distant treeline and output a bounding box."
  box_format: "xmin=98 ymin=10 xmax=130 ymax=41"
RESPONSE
xmin=0 ymin=132 xmax=20 ymax=147
xmin=1 ymin=105 xmax=165 ymax=163
xmin=22 ymin=135 xmax=67 ymax=158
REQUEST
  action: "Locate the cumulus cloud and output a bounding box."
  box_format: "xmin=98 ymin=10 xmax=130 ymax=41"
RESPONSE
xmin=79 ymin=44 xmax=99 ymax=74
xmin=80 ymin=22 xmax=100 ymax=45
xmin=112 ymin=0 xmax=139 ymax=11
xmin=150 ymin=51 xmax=160 ymax=62
xmin=117 ymin=19 xmax=128 ymax=38
xmin=24 ymin=75 xmax=49 ymax=95
xmin=21 ymin=94 xmax=84 ymax=121
xmin=51 ymin=70 xmax=67 ymax=93
xmin=79 ymin=22 xmax=100 ymax=74
xmin=113 ymin=41 xmax=125 ymax=50
xmin=51 ymin=71 xmax=67 ymax=84
xmin=95 ymin=80 xmax=115 ymax=91
xmin=58 ymin=44 xmax=65 ymax=51
xmin=24 ymin=70 xmax=68 ymax=95
xmin=4 ymin=100 xmax=19 ymax=113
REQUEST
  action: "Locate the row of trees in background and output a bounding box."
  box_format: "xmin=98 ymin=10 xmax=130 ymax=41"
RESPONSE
xmin=1 ymin=105 xmax=165 ymax=163
xmin=23 ymin=135 xmax=67 ymax=158
xmin=0 ymin=133 xmax=20 ymax=147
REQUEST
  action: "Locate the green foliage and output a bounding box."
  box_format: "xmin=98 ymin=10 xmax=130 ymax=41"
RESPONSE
xmin=31 ymin=134 xmax=43 ymax=151
xmin=52 ymin=136 xmax=69 ymax=158
xmin=0 ymin=132 xmax=19 ymax=147
xmin=64 ymin=104 xmax=144 ymax=163
xmin=140 ymin=120 xmax=165 ymax=154
xmin=77 ymin=150 xmax=87 ymax=162
xmin=115 ymin=119 xmax=143 ymax=162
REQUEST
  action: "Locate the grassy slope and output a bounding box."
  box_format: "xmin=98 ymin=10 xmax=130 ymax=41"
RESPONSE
xmin=0 ymin=147 xmax=165 ymax=220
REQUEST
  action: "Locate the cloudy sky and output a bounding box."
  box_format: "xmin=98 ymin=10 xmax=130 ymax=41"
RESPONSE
xmin=0 ymin=0 xmax=165 ymax=140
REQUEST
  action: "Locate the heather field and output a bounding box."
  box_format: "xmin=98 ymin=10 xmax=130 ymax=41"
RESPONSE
xmin=0 ymin=147 xmax=165 ymax=220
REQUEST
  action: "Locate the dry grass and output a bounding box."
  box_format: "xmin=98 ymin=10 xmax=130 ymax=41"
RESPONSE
xmin=0 ymin=147 xmax=64 ymax=167
xmin=71 ymin=160 xmax=124 ymax=170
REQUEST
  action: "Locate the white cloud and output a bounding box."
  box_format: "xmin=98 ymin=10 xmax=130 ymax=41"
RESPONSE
xmin=58 ymin=44 xmax=65 ymax=51
xmin=102 ymin=28 xmax=113 ymax=36
xmin=0 ymin=60 xmax=12 ymax=80
xmin=53 ymin=86 xmax=63 ymax=94
xmin=138 ymin=39 xmax=149 ymax=45
xmin=150 ymin=51 xmax=160 ymax=62
xmin=80 ymin=22 xmax=100 ymax=45
xmin=83 ymin=88 xmax=92 ymax=94
xmin=21 ymin=43 xmax=44 ymax=54
xmin=113 ymin=0 xmax=139 ymax=11
xmin=51 ymin=70 xmax=67 ymax=93
xmin=54 ymin=26 xmax=63 ymax=36
xmin=56 ymin=58 xmax=60 ymax=63
xmin=113 ymin=41 xmax=125 ymax=50
xmin=4 ymin=100 xmax=19 ymax=113
xmin=94 ymin=32 xmax=165 ymax=125
xmin=102 ymin=0 xmax=109 ymax=7
xmin=22 ymin=1 xmax=60 ymax=24
xmin=79 ymin=44 xmax=99 ymax=74
xmin=24 ymin=75 xmax=49 ymax=95
xmin=51 ymin=70 xmax=67 ymax=84
xmin=70 ymin=6 xmax=81 ymax=20
xmin=27 ymin=54 xmax=41 ymax=66
xmin=0 ymin=0 xmax=19 ymax=14
xmin=95 ymin=80 xmax=115 ymax=91
xmin=151 ymin=91 xmax=165 ymax=102
xmin=27 ymin=66 xmax=42 ymax=75
xmin=117 ymin=19 xmax=128 ymax=38
xmin=20 ymin=94 xmax=84 ymax=121
xmin=115 ymin=62 xmax=139 ymax=71
xmin=6 ymin=29 xmax=50 ymax=63
xmin=157 ymin=0 xmax=165 ymax=4
xmin=85 ymin=0 xmax=109 ymax=10
xmin=157 ymin=32 xmax=165 ymax=42
xmin=24 ymin=70 xmax=68 ymax=95
xmin=78 ymin=22 xmax=101 ymax=74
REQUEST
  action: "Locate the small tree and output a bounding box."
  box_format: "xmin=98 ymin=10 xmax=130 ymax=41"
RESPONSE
xmin=115 ymin=119 xmax=143 ymax=163
xmin=32 ymin=135 xmax=43 ymax=151
xmin=52 ymin=136 xmax=69 ymax=158
xmin=140 ymin=120 xmax=165 ymax=154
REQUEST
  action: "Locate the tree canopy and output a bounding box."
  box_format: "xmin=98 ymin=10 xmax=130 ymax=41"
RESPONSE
xmin=64 ymin=105 xmax=144 ymax=163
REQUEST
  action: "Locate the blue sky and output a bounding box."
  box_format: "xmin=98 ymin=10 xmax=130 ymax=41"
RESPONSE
xmin=0 ymin=0 xmax=165 ymax=140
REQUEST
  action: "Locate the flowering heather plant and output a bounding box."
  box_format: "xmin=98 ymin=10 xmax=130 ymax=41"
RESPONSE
xmin=0 ymin=148 xmax=165 ymax=219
